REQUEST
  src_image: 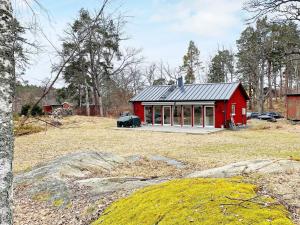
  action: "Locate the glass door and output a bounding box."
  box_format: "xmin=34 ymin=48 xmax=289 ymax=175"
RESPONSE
xmin=173 ymin=105 xmax=182 ymax=126
xmin=194 ymin=106 xmax=203 ymax=127
xmin=183 ymin=106 xmax=192 ymax=126
xmin=163 ymin=106 xmax=171 ymax=125
xmin=205 ymin=106 xmax=214 ymax=127
xmin=153 ymin=106 xmax=162 ymax=125
xmin=144 ymin=106 xmax=153 ymax=125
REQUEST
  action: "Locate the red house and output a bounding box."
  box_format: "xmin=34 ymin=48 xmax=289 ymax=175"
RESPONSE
xmin=130 ymin=80 xmax=249 ymax=128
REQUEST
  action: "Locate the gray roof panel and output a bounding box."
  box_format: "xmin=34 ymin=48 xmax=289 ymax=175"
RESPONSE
xmin=130 ymin=82 xmax=244 ymax=102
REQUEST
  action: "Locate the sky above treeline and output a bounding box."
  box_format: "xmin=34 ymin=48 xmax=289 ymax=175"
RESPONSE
xmin=14 ymin=0 xmax=248 ymax=86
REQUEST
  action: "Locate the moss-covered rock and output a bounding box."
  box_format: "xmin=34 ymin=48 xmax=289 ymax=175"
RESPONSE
xmin=92 ymin=178 xmax=294 ymax=225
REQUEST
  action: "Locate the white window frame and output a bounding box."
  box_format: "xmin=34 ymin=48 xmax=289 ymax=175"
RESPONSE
xmin=231 ymin=104 xmax=236 ymax=116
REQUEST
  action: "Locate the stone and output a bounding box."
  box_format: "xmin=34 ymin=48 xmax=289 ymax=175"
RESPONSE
xmin=187 ymin=159 xmax=300 ymax=178
xmin=149 ymin=155 xmax=186 ymax=169
xmin=75 ymin=177 xmax=165 ymax=194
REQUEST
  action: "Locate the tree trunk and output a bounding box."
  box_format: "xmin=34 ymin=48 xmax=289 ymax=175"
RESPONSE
xmin=248 ymin=84 xmax=253 ymax=110
xmin=0 ymin=1 xmax=14 ymax=224
xmin=79 ymin=86 xmax=82 ymax=107
xmin=94 ymin=77 xmax=104 ymax=117
xmin=259 ymin=62 xmax=265 ymax=113
xmin=267 ymin=60 xmax=273 ymax=110
xmin=279 ymin=65 xmax=283 ymax=99
xmin=273 ymin=68 xmax=277 ymax=102
xmin=85 ymin=80 xmax=90 ymax=116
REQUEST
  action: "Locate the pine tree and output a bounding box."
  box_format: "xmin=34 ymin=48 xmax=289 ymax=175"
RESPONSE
xmin=181 ymin=41 xmax=202 ymax=84
xmin=207 ymin=50 xmax=234 ymax=83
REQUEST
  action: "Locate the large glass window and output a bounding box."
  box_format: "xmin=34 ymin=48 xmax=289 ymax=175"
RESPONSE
xmin=205 ymin=106 xmax=214 ymax=127
xmin=173 ymin=106 xmax=182 ymax=126
xmin=163 ymin=106 xmax=171 ymax=125
xmin=194 ymin=106 xmax=203 ymax=127
xmin=183 ymin=106 xmax=192 ymax=126
xmin=154 ymin=106 xmax=162 ymax=125
xmin=144 ymin=106 xmax=153 ymax=125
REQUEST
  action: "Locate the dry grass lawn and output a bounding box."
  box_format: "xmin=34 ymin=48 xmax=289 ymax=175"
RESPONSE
xmin=14 ymin=116 xmax=300 ymax=173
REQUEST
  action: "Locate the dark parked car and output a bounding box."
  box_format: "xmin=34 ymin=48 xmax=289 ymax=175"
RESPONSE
xmin=117 ymin=115 xmax=141 ymax=128
xmin=247 ymin=112 xmax=260 ymax=120
xmin=266 ymin=112 xmax=283 ymax=119
xmin=258 ymin=113 xmax=277 ymax=122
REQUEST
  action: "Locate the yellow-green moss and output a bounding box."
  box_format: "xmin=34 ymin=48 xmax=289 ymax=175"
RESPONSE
xmin=53 ymin=199 xmax=64 ymax=207
xmin=92 ymin=178 xmax=294 ymax=225
xmin=32 ymin=192 xmax=51 ymax=202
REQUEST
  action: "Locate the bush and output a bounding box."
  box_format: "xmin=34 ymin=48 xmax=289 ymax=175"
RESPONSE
xmin=21 ymin=104 xmax=43 ymax=117
xmin=21 ymin=104 xmax=31 ymax=116
xmin=31 ymin=105 xmax=43 ymax=116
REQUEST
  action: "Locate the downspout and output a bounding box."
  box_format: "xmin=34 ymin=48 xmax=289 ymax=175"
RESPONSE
xmin=192 ymin=105 xmax=194 ymax=127
xmin=224 ymin=100 xmax=227 ymax=128
xmin=152 ymin=105 xmax=154 ymax=126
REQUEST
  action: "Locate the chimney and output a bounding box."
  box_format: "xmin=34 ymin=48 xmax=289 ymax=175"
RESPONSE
xmin=177 ymin=76 xmax=184 ymax=88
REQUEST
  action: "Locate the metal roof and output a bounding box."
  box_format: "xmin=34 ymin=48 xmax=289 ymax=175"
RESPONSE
xmin=130 ymin=85 xmax=172 ymax=102
xmin=130 ymin=82 xmax=245 ymax=102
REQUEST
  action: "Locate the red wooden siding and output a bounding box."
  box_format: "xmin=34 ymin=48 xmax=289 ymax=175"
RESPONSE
xmin=133 ymin=102 xmax=145 ymax=122
xmin=43 ymin=105 xmax=52 ymax=114
xmin=214 ymin=86 xmax=247 ymax=128
xmin=226 ymin=86 xmax=247 ymax=126
xmin=287 ymin=95 xmax=300 ymax=120
xmin=214 ymin=101 xmax=226 ymax=128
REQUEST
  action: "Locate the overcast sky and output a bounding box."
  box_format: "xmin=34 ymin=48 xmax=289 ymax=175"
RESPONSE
xmin=14 ymin=0 xmax=248 ymax=86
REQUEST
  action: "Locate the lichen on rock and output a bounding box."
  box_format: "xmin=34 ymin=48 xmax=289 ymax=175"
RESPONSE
xmin=92 ymin=178 xmax=294 ymax=225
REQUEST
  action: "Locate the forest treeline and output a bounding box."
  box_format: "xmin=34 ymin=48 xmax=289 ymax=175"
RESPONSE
xmin=14 ymin=1 xmax=300 ymax=115
xmin=55 ymin=5 xmax=300 ymax=114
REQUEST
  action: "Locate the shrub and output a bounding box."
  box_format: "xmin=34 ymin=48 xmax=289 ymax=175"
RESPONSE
xmin=21 ymin=104 xmax=31 ymax=116
xmin=31 ymin=105 xmax=43 ymax=116
xmin=21 ymin=104 xmax=43 ymax=117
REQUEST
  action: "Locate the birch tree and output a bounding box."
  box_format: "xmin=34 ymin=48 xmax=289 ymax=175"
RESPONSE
xmin=0 ymin=0 xmax=14 ymax=224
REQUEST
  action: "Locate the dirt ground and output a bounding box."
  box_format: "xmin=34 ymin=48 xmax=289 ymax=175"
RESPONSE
xmin=14 ymin=116 xmax=300 ymax=173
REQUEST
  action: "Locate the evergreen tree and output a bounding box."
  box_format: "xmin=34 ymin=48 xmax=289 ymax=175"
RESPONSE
xmin=181 ymin=41 xmax=202 ymax=84
xmin=207 ymin=50 xmax=234 ymax=83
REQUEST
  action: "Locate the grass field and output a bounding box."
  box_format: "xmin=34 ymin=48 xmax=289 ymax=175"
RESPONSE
xmin=14 ymin=116 xmax=300 ymax=173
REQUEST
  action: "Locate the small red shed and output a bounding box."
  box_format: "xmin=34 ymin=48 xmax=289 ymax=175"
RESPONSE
xmin=286 ymin=94 xmax=300 ymax=121
xmin=130 ymin=81 xmax=249 ymax=128
xmin=43 ymin=102 xmax=72 ymax=114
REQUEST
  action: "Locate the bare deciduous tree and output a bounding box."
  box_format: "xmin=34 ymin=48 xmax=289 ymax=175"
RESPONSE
xmin=244 ymin=0 xmax=300 ymax=22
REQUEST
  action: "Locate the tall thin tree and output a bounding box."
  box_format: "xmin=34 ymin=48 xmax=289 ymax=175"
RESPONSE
xmin=0 ymin=0 xmax=14 ymax=224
